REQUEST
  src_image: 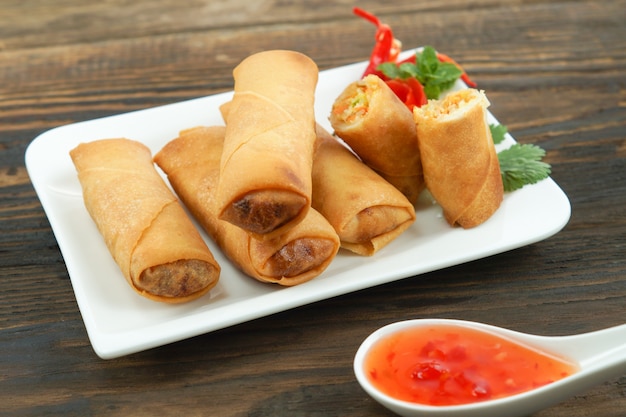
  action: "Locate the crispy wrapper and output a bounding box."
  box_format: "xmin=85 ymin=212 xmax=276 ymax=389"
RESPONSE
xmin=218 ymin=50 xmax=318 ymax=238
xmin=329 ymin=74 xmax=424 ymax=204
xmin=154 ymin=126 xmax=340 ymax=286
xmin=312 ymin=125 xmax=416 ymax=256
xmin=413 ymin=89 xmax=504 ymax=228
xmin=70 ymin=139 xmax=220 ymax=303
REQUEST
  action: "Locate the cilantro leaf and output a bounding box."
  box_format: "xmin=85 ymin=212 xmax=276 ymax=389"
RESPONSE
xmin=498 ymin=144 xmax=551 ymax=192
xmin=489 ymin=123 xmax=508 ymax=145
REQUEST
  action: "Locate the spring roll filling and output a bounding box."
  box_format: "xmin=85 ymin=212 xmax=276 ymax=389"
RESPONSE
xmin=418 ymin=89 xmax=490 ymax=119
xmin=257 ymin=237 xmax=338 ymax=278
xmin=332 ymin=82 xmax=371 ymax=124
xmin=222 ymin=190 xmax=308 ymax=235
xmin=139 ymin=259 xmax=217 ymax=298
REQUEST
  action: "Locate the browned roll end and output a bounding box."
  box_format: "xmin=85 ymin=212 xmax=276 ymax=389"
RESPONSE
xmin=138 ymin=259 xmax=219 ymax=303
xmin=258 ymin=237 xmax=339 ymax=284
xmin=219 ymin=190 xmax=308 ymax=237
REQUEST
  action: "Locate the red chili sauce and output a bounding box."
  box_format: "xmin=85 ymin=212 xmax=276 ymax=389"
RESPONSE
xmin=364 ymin=324 xmax=579 ymax=406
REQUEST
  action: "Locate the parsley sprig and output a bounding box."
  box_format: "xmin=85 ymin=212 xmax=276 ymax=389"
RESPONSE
xmin=489 ymin=124 xmax=552 ymax=192
xmin=378 ymin=46 xmax=462 ymax=99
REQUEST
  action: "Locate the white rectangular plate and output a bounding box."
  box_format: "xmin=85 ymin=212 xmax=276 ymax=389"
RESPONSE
xmin=26 ymin=51 xmax=571 ymax=359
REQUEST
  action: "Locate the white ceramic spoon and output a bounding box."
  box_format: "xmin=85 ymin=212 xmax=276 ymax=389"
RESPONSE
xmin=354 ymin=318 xmax=626 ymax=417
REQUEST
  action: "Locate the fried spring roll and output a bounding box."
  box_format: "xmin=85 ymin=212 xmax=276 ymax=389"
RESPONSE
xmin=413 ymin=89 xmax=503 ymax=228
xmin=312 ymin=125 xmax=416 ymax=256
xmin=70 ymin=139 xmax=220 ymax=303
xmin=154 ymin=126 xmax=340 ymax=286
xmin=329 ymin=74 xmax=424 ymax=204
xmin=218 ymin=50 xmax=318 ymax=238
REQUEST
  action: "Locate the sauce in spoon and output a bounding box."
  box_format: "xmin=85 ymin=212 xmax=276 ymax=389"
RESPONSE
xmin=364 ymin=324 xmax=578 ymax=405
xmin=354 ymin=319 xmax=626 ymax=417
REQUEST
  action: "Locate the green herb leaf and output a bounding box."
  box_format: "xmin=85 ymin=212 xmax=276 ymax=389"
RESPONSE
xmin=417 ymin=46 xmax=440 ymax=76
xmin=377 ymin=62 xmax=404 ymax=79
xmin=397 ymin=62 xmax=419 ymax=78
xmin=377 ymin=46 xmax=462 ymax=100
xmin=498 ymin=144 xmax=551 ymax=192
xmin=489 ymin=123 xmax=508 ymax=145
xmin=415 ymin=47 xmax=462 ymax=99
xmin=429 ymin=63 xmax=462 ymax=86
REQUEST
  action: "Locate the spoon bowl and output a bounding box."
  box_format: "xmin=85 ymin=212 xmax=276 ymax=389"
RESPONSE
xmin=354 ymin=318 xmax=626 ymax=417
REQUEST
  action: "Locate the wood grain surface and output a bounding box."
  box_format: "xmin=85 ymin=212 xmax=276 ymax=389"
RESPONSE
xmin=1 ymin=1 xmax=625 ymax=416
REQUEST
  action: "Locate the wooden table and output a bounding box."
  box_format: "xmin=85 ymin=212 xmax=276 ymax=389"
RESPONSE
xmin=2 ymin=1 xmax=625 ymax=415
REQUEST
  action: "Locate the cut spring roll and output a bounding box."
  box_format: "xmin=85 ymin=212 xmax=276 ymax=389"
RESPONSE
xmin=312 ymin=125 xmax=416 ymax=256
xmin=70 ymin=139 xmax=220 ymax=303
xmin=154 ymin=126 xmax=340 ymax=286
xmin=413 ymin=89 xmax=503 ymax=228
xmin=329 ymin=74 xmax=424 ymax=204
xmin=218 ymin=50 xmax=318 ymax=238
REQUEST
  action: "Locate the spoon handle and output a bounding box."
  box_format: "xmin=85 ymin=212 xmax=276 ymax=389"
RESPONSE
xmin=476 ymin=321 xmax=626 ymax=363
xmin=565 ymin=323 xmax=626 ymax=368
xmin=497 ymin=323 xmax=626 ymax=417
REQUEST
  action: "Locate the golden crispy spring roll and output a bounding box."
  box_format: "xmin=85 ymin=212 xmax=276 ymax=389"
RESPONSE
xmin=218 ymin=50 xmax=318 ymax=238
xmin=413 ymin=89 xmax=503 ymax=228
xmin=312 ymin=125 xmax=416 ymax=256
xmin=329 ymin=74 xmax=424 ymax=204
xmin=154 ymin=126 xmax=340 ymax=286
xmin=70 ymin=139 xmax=220 ymax=303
